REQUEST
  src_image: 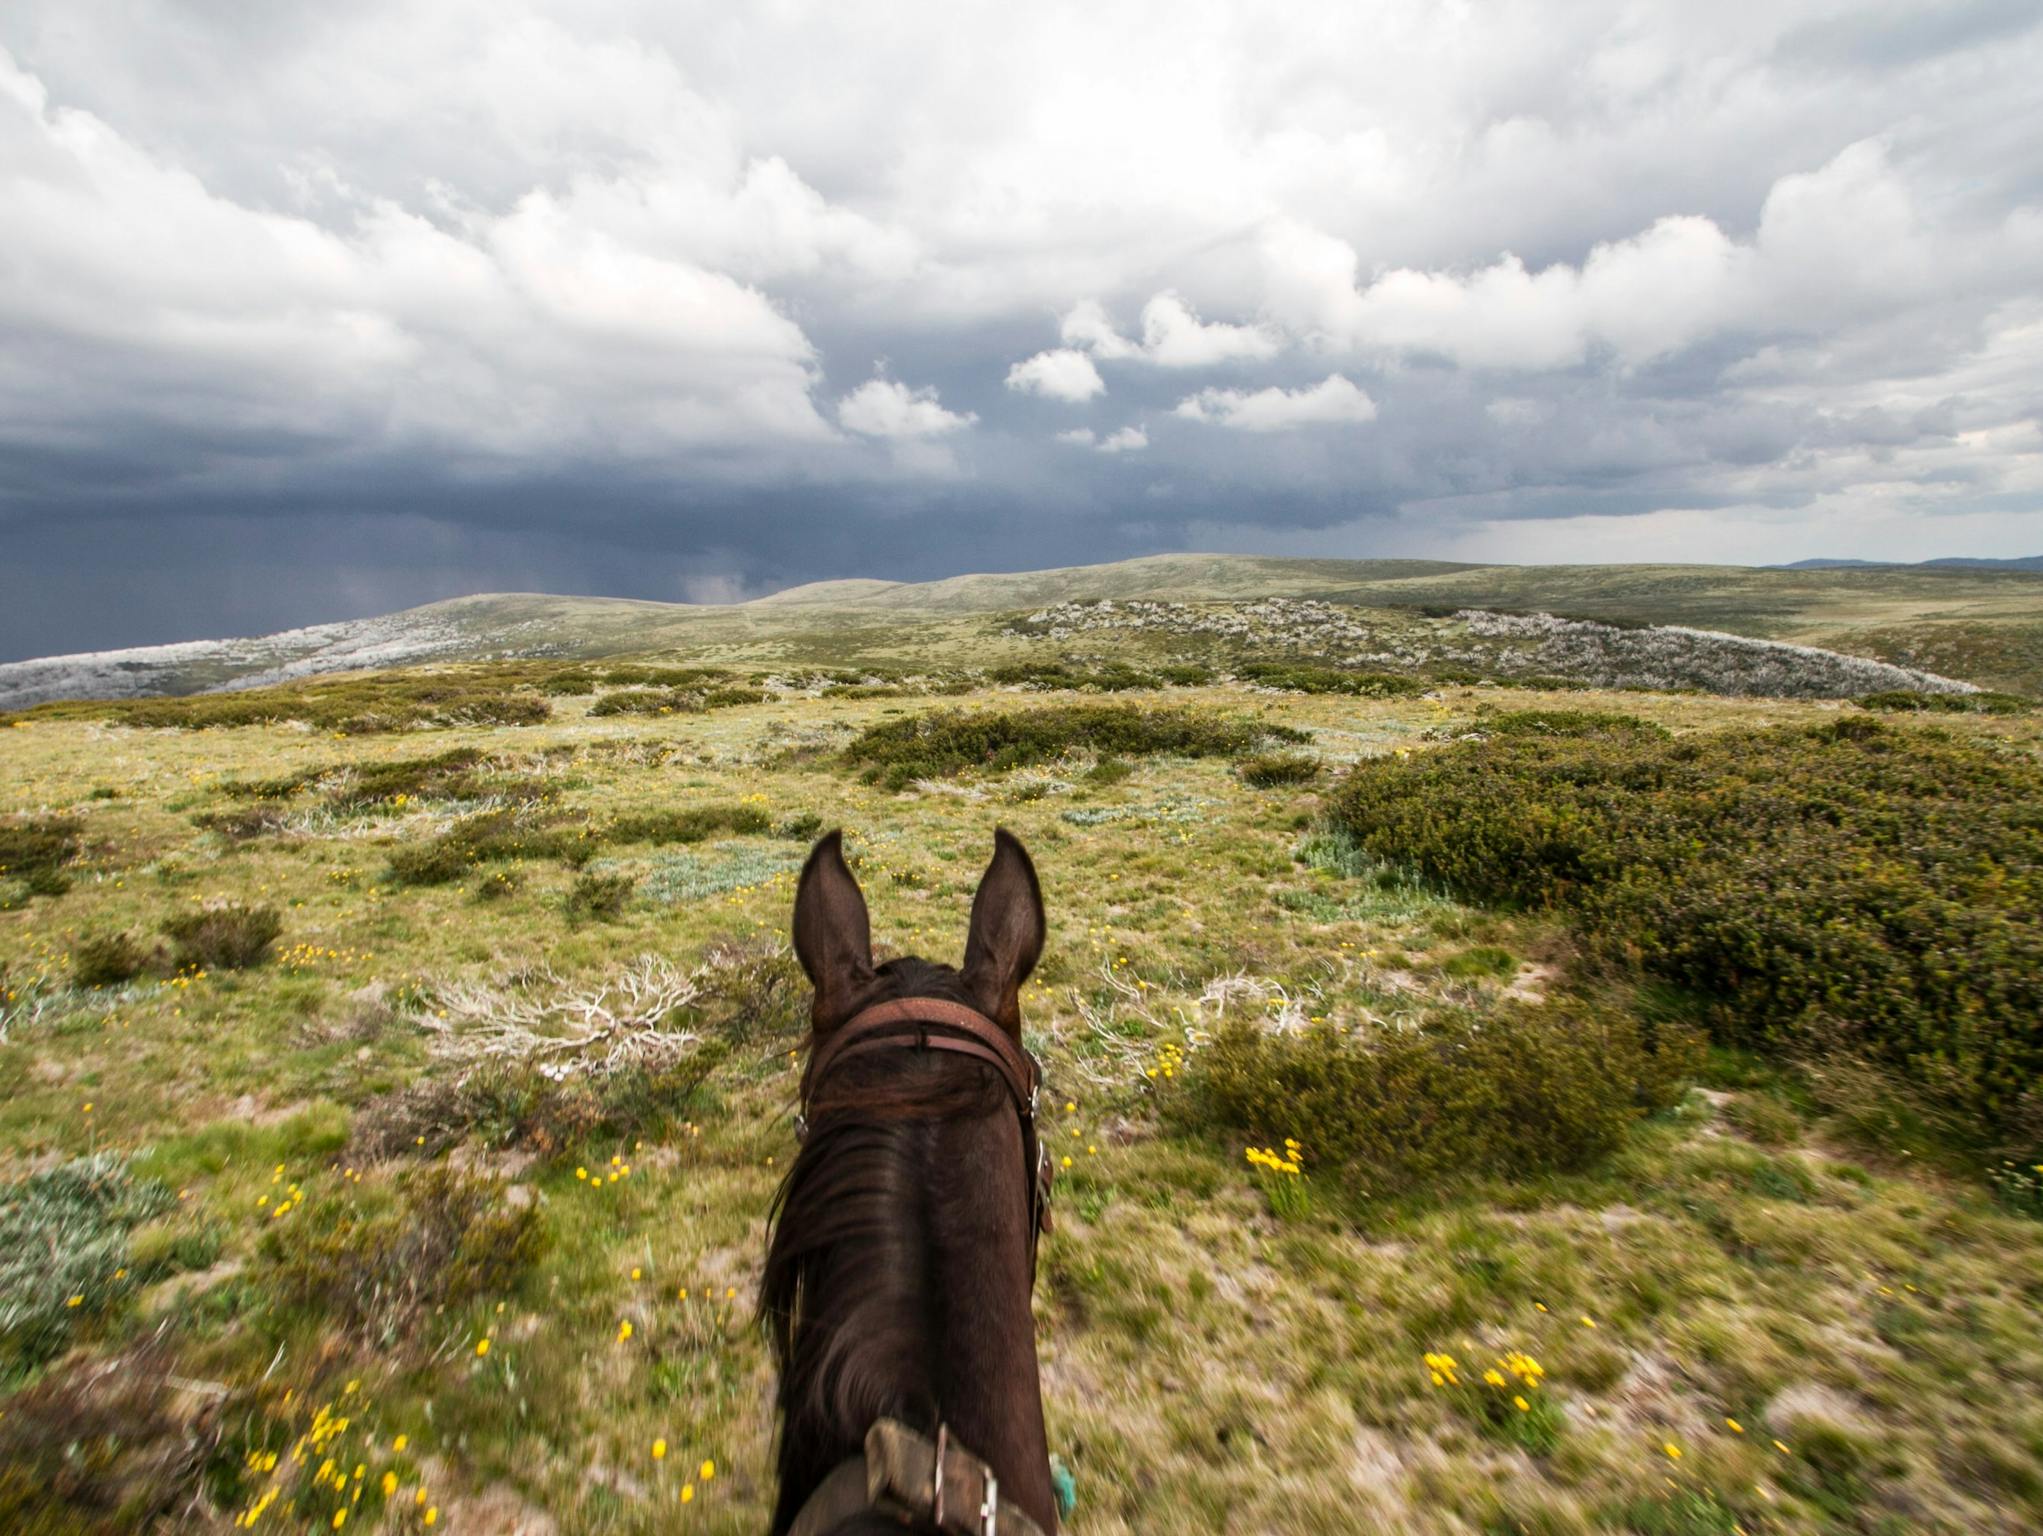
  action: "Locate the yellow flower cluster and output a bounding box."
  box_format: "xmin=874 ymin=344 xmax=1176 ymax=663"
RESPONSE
xmin=1427 ymin=1347 xmax=1545 ymax=1412
xmin=1245 ymin=1137 xmax=1305 ymax=1176
xmin=1144 ymin=1041 xmax=1186 ymax=1081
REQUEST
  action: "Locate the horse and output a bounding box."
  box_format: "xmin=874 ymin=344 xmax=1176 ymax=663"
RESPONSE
xmin=761 ymin=828 xmax=1059 ymax=1536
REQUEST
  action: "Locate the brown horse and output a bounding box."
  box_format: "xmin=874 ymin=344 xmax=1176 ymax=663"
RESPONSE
xmin=762 ymin=829 xmax=1058 ymax=1536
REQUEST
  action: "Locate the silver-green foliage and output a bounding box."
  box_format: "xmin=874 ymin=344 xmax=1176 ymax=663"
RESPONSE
xmin=1 ymin=1153 xmax=173 ymax=1373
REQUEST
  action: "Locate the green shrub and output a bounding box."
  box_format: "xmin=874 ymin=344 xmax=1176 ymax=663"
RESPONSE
xmin=1085 ymin=757 xmax=1135 ymax=786
xmin=988 ymin=661 xmax=1162 ymax=692
xmin=1470 ymin=709 xmax=1670 ymax=740
xmin=0 ymin=817 xmax=81 ymax=885
xmin=1238 ymin=663 xmax=1425 ymax=698
xmin=1239 ymin=752 xmax=1321 ymax=788
xmin=588 ymin=687 xmax=706 ymax=717
xmin=162 ymin=903 xmax=282 ymax=971
xmin=701 ymin=686 xmax=769 ymax=708
xmin=1156 ymin=663 xmax=1215 ymax=686
xmin=72 ymin=932 xmax=155 ymax=988
xmin=384 ymin=810 xmax=598 ymax=886
xmin=257 ymin=1166 xmax=545 ymax=1348
xmin=776 ymin=811 xmax=824 ymax=840
xmin=565 ymin=869 xmax=635 ymax=924
xmin=1186 ymin=1002 xmax=1695 ymax=1187
xmin=31 ymin=672 xmax=555 ymax=732
xmin=1858 ymin=689 xmax=2032 ymax=714
xmin=597 ymin=665 xmax=728 ymax=687
xmin=1329 ymin=718 xmax=2043 ymax=1141
xmin=605 ymin=805 xmax=771 ymax=844
xmin=322 ymin=746 xmax=489 ymax=808
xmin=843 ymin=703 xmax=1306 ymax=789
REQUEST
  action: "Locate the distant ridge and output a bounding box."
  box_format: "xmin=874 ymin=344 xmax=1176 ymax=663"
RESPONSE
xmin=1779 ymin=555 xmax=2043 ymax=571
xmin=7 ymin=550 xmax=2043 ymax=709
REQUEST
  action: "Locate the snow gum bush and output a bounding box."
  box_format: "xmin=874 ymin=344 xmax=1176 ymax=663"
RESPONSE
xmin=1331 ymin=716 xmax=2043 ymax=1143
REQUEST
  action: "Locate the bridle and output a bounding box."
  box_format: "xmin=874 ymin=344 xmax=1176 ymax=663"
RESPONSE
xmin=785 ymin=994 xmax=1057 ymax=1536
xmin=795 ymin=995 xmax=1055 ymax=1265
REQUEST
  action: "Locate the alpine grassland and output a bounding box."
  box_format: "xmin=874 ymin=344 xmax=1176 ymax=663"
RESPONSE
xmin=4 ymin=574 xmax=2043 ymax=1533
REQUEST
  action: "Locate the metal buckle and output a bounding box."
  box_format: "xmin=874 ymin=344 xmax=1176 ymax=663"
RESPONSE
xmin=793 ymin=1112 xmax=808 ymax=1143
xmin=980 ymin=1470 xmax=999 ymax=1535
xmin=932 ymin=1421 xmax=948 ymax=1527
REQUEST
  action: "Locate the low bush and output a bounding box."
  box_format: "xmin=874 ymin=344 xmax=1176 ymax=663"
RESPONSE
xmin=162 ymin=903 xmax=282 ymax=971
xmin=1329 ymin=718 xmax=2043 ymax=1143
xmin=0 ymin=1343 xmax=228 ymax=1532
xmin=605 ymin=805 xmax=771 ymax=844
xmin=384 ymin=810 xmax=598 ymax=886
xmin=597 ymin=665 xmax=729 ymax=687
xmin=701 ymin=686 xmax=769 ymax=708
xmin=1468 ymin=709 xmax=1670 ymax=740
xmin=1239 ymin=752 xmax=1321 ymax=788
xmin=1858 ymin=689 xmax=2032 ymax=714
xmin=0 ymin=816 xmax=81 ymax=892
xmin=564 ymin=869 xmax=635 ymax=924
xmin=1186 ymin=1001 xmax=1698 ymax=1187
xmin=988 ymin=661 xmax=1162 ymax=692
xmin=843 ymin=703 xmax=1307 ymax=789
xmin=1238 ymin=663 xmax=1426 ymax=698
xmin=257 ymin=1166 xmax=545 ymax=1348
xmin=73 ymin=932 xmax=156 ymax=988
xmin=33 ymin=672 xmax=554 ymax=732
xmin=588 ymin=687 xmax=706 ymax=717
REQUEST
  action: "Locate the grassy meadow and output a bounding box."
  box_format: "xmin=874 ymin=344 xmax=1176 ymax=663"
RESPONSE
xmin=3 ymin=594 xmax=2042 ymax=1534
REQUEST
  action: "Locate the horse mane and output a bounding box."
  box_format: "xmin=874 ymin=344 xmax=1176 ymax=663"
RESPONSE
xmin=760 ymin=957 xmax=1012 ymax=1536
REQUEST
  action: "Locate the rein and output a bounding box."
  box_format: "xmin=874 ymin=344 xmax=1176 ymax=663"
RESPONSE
xmin=787 ymin=996 xmax=1057 ymax=1536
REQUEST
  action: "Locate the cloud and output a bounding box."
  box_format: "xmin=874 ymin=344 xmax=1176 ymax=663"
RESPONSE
xmin=1061 ymin=292 xmax=1282 ymax=367
xmin=1004 ymin=347 xmax=1105 ymax=401
xmin=1175 ymin=375 xmax=1378 ymax=431
xmin=5 ymin=3 xmax=2043 ymax=656
xmin=1255 ymin=140 xmax=2015 ymax=373
xmin=836 ymin=375 xmax=976 ymax=437
xmin=1055 ymin=424 xmax=1147 ymax=452
xmin=0 ymin=42 xmax=838 ymax=470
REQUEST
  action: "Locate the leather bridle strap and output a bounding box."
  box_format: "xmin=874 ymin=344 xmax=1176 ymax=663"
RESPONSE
xmin=802 ymin=996 xmax=1039 ymax=1121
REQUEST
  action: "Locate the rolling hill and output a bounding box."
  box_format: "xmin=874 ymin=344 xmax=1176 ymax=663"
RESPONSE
xmin=5 ymin=552 xmax=2042 ymax=708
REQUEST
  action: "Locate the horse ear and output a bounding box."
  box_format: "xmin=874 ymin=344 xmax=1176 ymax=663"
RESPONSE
xmin=792 ymin=830 xmax=873 ymax=1026
xmin=962 ymin=827 xmax=1045 ymax=1031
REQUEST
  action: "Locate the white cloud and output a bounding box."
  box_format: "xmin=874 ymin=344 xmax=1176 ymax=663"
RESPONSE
xmin=836 ymin=375 xmax=976 ymax=437
xmin=1254 ymin=140 xmax=2011 ymax=374
xmin=4 ymin=2 xmax=2043 ymax=569
xmin=1004 ymin=347 xmax=1104 ymax=401
xmin=1060 ymin=291 xmax=1281 ymax=367
xmin=1175 ymin=374 xmax=1377 ymax=431
xmin=1055 ymin=423 xmax=1146 ymax=451
xmin=0 ymin=43 xmax=837 ymax=466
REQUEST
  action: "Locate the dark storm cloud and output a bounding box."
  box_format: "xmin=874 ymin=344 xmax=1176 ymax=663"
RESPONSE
xmin=3 ymin=1 xmax=2041 ymax=657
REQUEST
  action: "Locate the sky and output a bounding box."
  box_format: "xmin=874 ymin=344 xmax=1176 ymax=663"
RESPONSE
xmin=3 ymin=0 xmax=2042 ymax=658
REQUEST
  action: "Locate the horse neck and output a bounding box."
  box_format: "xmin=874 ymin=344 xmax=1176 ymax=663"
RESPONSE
xmin=768 ymin=1068 xmax=1056 ymax=1535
